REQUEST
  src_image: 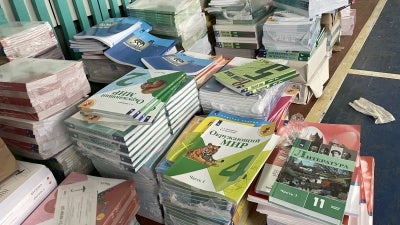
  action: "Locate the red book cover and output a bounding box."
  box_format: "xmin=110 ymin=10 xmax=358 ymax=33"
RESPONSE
xmin=96 ymin=180 xmax=137 ymax=225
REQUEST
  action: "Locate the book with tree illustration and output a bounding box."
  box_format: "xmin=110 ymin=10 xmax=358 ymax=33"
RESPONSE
xmin=269 ymin=138 xmax=358 ymax=225
xmin=255 ymin=120 xmax=362 ymax=217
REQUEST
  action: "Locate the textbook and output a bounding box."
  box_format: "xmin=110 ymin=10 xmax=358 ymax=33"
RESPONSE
xmin=164 ymin=111 xmax=280 ymax=204
xmin=214 ymin=58 xmax=297 ymax=96
xmin=104 ymin=29 xmax=178 ymax=68
xmin=0 ymin=161 xmax=57 ymax=225
xmin=269 ymin=138 xmax=358 ymax=225
xmin=165 ymin=110 xmax=273 ymax=164
xmin=78 ymin=68 xmax=186 ymax=125
xmin=72 ymin=17 xmax=148 ymax=48
xmin=141 ymin=51 xmax=216 ymax=76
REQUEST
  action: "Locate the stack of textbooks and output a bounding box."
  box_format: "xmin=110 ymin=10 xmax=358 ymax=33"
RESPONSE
xmin=206 ymin=0 xmax=272 ymax=57
xmin=76 ymin=68 xmax=187 ymax=125
xmin=92 ymin=125 xmax=190 ymax=224
xmin=0 ymin=161 xmax=57 ymax=225
xmin=70 ymin=17 xmax=150 ymax=83
xmin=214 ymin=57 xmax=298 ymax=96
xmin=247 ymin=120 xmax=366 ymax=225
xmin=199 ymin=57 xmax=292 ymax=119
xmin=23 ymin=172 xmax=140 ymax=225
xmin=156 ymin=110 xmax=280 ymax=225
xmin=262 ymin=11 xmax=322 ymax=52
xmin=0 ymin=21 xmax=64 ymax=65
xmin=273 ymin=0 xmax=350 ymax=18
xmin=127 ymin=0 xmax=209 ymax=51
xmin=0 ymin=58 xmax=90 ymax=160
xmin=65 ymin=69 xmax=201 ymax=222
xmin=213 ymin=15 xmax=267 ymax=50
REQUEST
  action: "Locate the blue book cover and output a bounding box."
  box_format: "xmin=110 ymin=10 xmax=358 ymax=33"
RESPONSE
xmin=104 ymin=29 xmax=178 ymax=68
xmin=72 ymin=17 xmax=151 ymax=47
xmin=141 ymin=52 xmax=216 ymax=75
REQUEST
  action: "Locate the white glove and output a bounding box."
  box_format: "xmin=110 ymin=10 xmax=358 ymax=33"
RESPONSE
xmin=349 ymin=97 xmax=395 ymax=124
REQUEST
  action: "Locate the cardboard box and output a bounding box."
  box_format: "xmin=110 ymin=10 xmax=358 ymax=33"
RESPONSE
xmin=289 ymin=55 xmax=330 ymax=105
xmin=0 ymin=137 xmax=19 ymax=182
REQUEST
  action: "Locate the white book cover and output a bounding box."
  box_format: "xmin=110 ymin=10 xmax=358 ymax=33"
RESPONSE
xmin=0 ymin=161 xmax=56 ymax=224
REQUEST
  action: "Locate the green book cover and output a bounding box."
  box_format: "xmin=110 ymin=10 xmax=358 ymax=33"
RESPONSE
xmin=165 ymin=110 xmax=272 ymax=164
xmin=165 ymin=118 xmax=278 ymax=203
xmin=269 ymin=138 xmax=357 ymax=225
xmin=214 ymin=58 xmax=297 ymax=96
xmin=78 ymin=68 xmax=186 ymax=124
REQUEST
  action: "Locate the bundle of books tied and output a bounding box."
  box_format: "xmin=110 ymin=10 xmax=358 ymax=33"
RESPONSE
xmin=0 ymin=21 xmax=64 ymax=65
xmin=156 ymin=110 xmax=281 ymax=225
xmin=0 ymin=58 xmax=90 ymax=160
xmin=127 ymin=0 xmax=208 ymax=51
xmin=199 ymin=57 xmax=298 ymax=119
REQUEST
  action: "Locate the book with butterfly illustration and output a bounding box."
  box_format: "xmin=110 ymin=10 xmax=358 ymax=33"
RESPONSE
xmin=164 ymin=116 xmax=279 ymax=204
xmin=78 ymin=68 xmax=186 ymax=125
xmin=104 ymin=29 xmax=178 ymax=68
xmin=214 ymin=58 xmax=298 ymax=96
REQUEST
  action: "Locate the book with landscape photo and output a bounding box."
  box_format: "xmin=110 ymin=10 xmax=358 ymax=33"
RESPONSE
xmin=104 ymin=29 xmax=178 ymax=68
xmin=255 ymin=120 xmax=362 ymax=219
xmin=78 ymin=68 xmax=186 ymax=125
xmin=214 ymin=58 xmax=297 ymax=96
xmin=269 ymin=138 xmax=358 ymax=225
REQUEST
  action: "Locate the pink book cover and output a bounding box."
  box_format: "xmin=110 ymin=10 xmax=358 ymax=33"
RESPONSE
xmin=359 ymin=156 xmax=375 ymax=225
xmin=22 ymin=172 xmax=129 ymax=225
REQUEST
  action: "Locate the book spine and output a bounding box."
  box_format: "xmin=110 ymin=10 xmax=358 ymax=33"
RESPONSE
xmin=258 ymin=48 xmax=312 ymax=61
xmin=214 ymin=30 xmax=256 ymax=38
xmin=68 ymin=129 xmax=129 ymax=153
xmin=215 ymin=42 xmax=259 ymax=49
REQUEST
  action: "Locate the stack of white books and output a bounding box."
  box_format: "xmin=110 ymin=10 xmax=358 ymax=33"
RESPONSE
xmin=0 ymin=160 xmax=57 ymax=225
xmin=0 ymin=58 xmax=90 ymax=159
xmin=273 ymin=0 xmax=350 ymax=18
xmin=262 ymin=11 xmax=322 ymax=52
xmin=127 ymin=0 xmax=209 ymax=51
xmin=0 ymin=21 xmax=64 ymax=64
xmin=199 ymin=57 xmax=290 ymax=119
